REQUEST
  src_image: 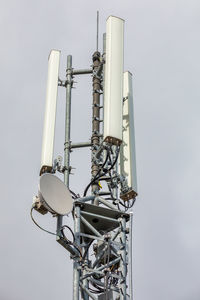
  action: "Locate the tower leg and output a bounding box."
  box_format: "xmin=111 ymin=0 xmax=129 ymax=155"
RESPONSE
xmin=73 ymin=205 xmax=81 ymax=300
xmin=120 ymin=217 xmax=127 ymax=300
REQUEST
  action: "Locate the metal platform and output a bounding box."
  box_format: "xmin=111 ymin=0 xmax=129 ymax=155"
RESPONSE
xmin=74 ymin=201 xmax=129 ymax=235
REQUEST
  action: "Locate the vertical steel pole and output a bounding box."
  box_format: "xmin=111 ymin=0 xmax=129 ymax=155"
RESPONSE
xmin=120 ymin=217 xmax=127 ymax=300
xmin=91 ymin=51 xmax=101 ymax=197
xmin=73 ymin=205 xmax=81 ymax=300
xmin=64 ymin=55 xmax=73 ymax=186
xmin=57 ymin=55 xmax=72 ymax=236
xmin=61 ymin=55 xmax=81 ymax=300
xmin=102 ymin=33 xmax=108 ymax=167
xmin=96 ymin=11 xmax=99 ymax=52
xmin=82 ymin=261 xmax=89 ymax=300
xmin=129 ymin=212 xmax=133 ymax=300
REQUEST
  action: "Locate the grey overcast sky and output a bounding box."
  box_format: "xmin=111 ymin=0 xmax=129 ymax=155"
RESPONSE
xmin=0 ymin=0 xmax=200 ymax=299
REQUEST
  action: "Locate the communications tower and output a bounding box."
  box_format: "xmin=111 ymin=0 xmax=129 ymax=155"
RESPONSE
xmin=32 ymin=14 xmax=138 ymax=300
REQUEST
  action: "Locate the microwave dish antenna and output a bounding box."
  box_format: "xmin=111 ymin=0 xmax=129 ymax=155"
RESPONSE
xmin=38 ymin=174 xmax=73 ymax=215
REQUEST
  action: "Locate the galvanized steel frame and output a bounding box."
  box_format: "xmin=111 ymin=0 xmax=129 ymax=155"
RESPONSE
xmin=55 ymin=45 xmax=133 ymax=300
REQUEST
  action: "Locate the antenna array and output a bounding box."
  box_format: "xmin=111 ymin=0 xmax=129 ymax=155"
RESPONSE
xmin=32 ymin=15 xmax=137 ymax=300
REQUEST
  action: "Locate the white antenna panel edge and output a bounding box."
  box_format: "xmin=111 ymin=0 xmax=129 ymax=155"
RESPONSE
xmin=40 ymin=50 xmax=60 ymax=175
xmin=120 ymin=71 xmax=138 ymax=199
xmin=103 ymin=16 xmax=124 ymax=145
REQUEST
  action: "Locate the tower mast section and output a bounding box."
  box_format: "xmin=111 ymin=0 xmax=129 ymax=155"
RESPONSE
xmin=32 ymin=14 xmax=137 ymax=300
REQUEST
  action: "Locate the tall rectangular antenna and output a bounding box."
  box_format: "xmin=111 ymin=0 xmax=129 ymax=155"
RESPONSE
xmin=103 ymin=16 xmax=124 ymax=145
xmin=40 ymin=50 xmax=60 ymax=175
xmin=120 ymin=71 xmax=137 ymax=199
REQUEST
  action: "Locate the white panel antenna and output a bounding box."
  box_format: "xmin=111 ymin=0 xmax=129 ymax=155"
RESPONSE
xmin=120 ymin=71 xmax=137 ymax=200
xmin=103 ymin=16 xmax=124 ymax=145
xmin=40 ymin=50 xmax=60 ymax=175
